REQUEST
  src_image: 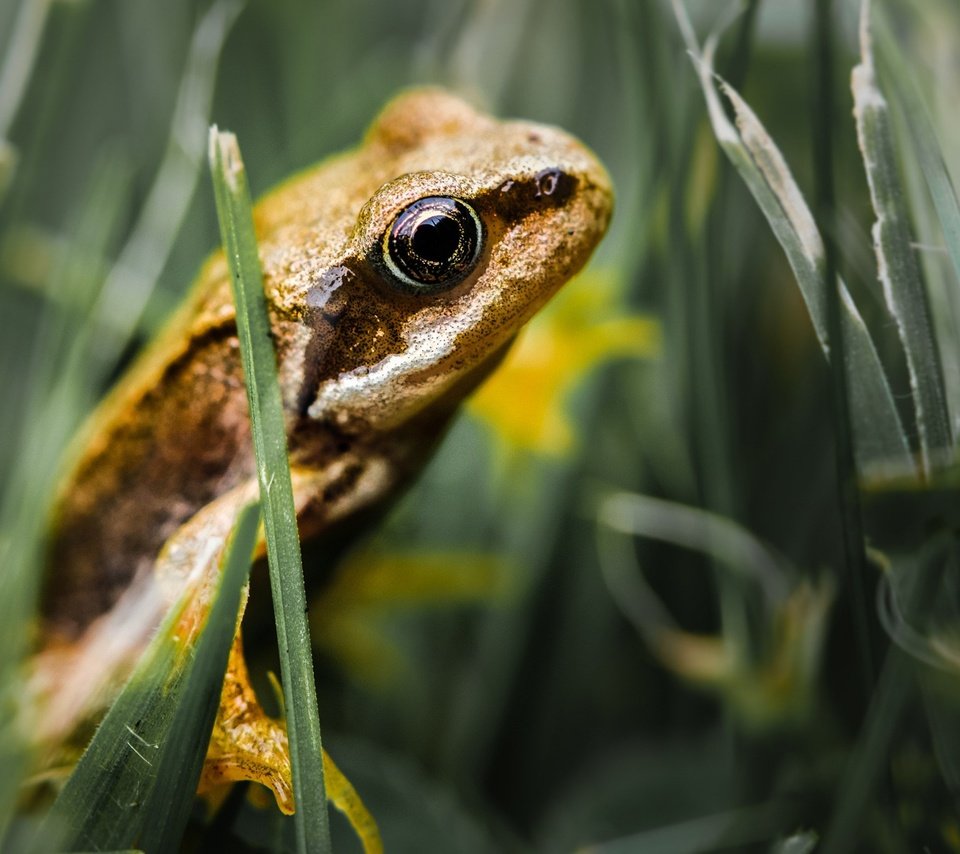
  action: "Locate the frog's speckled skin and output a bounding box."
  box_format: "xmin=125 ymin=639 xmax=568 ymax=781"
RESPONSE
xmin=36 ymin=88 xmax=613 ymax=809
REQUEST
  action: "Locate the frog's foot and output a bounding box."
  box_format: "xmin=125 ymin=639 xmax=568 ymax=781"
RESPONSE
xmin=155 ymin=486 xmax=382 ymax=850
xmin=199 ymin=632 xmax=294 ymax=814
xmin=198 ymin=635 xmax=385 ymax=854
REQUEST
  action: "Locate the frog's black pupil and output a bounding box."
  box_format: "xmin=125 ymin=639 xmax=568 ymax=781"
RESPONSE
xmin=384 ymin=196 xmax=482 ymax=292
xmin=412 ymin=215 xmax=461 ymax=262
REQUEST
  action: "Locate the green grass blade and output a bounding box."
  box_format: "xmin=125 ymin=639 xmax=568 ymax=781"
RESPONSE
xmin=0 ymin=0 xmax=52 ymax=203
xmin=852 ymin=0 xmax=952 ymax=476
xmin=821 ymin=532 xmax=950 ymax=853
xmin=0 ymin=138 xmax=14 ymax=200
xmin=39 ymin=500 xmax=260 ymax=852
xmin=137 ymin=500 xmax=261 ymax=853
xmin=771 ymin=832 xmax=819 ymax=854
xmin=813 ymin=0 xmax=875 ymax=701
xmin=208 ymin=128 xmax=332 ymax=854
xmin=588 ymin=802 xmax=787 ymax=853
xmin=599 ymin=492 xmax=792 ymax=606
xmin=669 ymin=0 xmax=913 ymax=477
xmin=0 ymin=158 xmax=128 ymax=838
xmin=87 ymin=0 xmax=243 ymax=379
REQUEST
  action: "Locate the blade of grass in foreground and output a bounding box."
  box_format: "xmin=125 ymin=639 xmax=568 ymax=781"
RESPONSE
xmin=137 ymin=501 xmax=261 ymax=853
xmin=38 ymin=500 xmax=260 ymax=852
xmin=208 ymin=127 xmax=332 ymax=854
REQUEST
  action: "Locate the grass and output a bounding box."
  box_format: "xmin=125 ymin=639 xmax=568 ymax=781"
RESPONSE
xmin=36 ymin=500 xmax=261 ymax=852
xmin=208 ymin=127 xmax=332 ymax=854
xmin=2 ymin=0 xmax=960 ymax=851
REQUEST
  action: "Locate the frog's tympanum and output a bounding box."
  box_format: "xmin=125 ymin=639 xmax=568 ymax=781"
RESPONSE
xmin=32 ymin=89 xmax=613 ymax=811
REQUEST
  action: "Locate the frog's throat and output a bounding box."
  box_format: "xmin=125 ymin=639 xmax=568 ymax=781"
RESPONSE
xmin=305 ymin=291 xmax=488 ymax=427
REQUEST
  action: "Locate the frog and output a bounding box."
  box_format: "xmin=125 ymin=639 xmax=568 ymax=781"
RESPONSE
xmin=30 ymin=87 xmax=613 ymax=812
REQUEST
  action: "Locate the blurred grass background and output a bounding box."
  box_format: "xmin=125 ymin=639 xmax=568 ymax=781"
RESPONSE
xmin=3 ymin=0 xmax=960 ymax=851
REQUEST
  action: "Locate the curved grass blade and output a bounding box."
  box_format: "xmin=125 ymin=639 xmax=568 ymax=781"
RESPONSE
xmin=588 ymin=801 xmax=788 ymax=854
xmin=38 ymin=500 xmax=260 ymax=853
xmin=669 ymin=0 xmax=913 ymax=477
xmin=822 ymin=532 xmax=951 ymax=852
xmin=208 ymin=128 xmax=332 ymax=854
xmin=852 ymin=0 xmax=952 ymax=476
xmin=599 ymin=492 xmax=792 ymax=607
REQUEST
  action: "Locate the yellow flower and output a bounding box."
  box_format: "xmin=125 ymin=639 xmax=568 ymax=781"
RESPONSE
xmin=468 ymin=268 xmax=659 ymax=457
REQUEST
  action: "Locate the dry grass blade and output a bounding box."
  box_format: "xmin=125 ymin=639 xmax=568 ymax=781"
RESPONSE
xmin=852 ymin=0 xmax=952 ymax=476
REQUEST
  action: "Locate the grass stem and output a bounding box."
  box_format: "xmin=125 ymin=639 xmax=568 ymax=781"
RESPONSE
xmin=209 ymin=128 xmax=332 ymax=854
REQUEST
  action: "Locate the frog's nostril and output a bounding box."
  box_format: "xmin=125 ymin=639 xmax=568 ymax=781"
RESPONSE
xmin=534 ymin=167 xmax=575 ymax=202
xmin=493 ymin=168 xmax=578 ymax=220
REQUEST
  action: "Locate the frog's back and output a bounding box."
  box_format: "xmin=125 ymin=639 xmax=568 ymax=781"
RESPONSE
xmin=43 ymin=267 xmax=244 ymax=641
xmin=40 ymin=137 xmax=374 ymax=641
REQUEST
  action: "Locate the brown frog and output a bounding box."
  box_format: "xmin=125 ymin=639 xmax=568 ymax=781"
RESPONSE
xmin=33 ymin=88 xmax=613 ymax=811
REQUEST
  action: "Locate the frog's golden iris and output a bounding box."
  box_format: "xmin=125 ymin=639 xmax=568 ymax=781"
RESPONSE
xmin=382 ymin=195 xmax=482 ymax=292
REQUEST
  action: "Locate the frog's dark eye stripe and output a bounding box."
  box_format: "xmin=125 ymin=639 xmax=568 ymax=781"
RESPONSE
xmin=382 ymin=196 xmax=482 ymax=293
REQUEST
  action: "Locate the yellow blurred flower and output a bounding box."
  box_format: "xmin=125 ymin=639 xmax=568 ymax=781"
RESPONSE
xmin=468 ymin=268 xmax=659 ymax=457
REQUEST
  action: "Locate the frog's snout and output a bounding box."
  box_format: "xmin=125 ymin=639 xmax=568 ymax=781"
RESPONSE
xmin=550 ymin=149 xmax=615 ymax=261
xmin=496 ymin=151 xmax=613 ymax=250
xmin=574 ymin=149 xmax=615 ymax=235
xmin=525 ymin=129 xmax=615 ymax=249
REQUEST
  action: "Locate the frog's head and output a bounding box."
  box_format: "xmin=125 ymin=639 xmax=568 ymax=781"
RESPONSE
xmin=271 ymin=88 xmax=613 ymax=434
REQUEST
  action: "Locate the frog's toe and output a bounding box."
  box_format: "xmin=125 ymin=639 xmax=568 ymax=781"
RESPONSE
xmin=199 ymin=633 xmax=294 ymax=814
xmin=199 ymin=743 xmax=294 ymax=815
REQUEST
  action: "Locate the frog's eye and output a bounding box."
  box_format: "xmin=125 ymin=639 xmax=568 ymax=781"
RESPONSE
xmin=382 ymin=196 xmax=483 ymax=293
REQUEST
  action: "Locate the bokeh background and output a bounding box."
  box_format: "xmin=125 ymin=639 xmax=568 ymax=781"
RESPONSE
xmin=3 ymin=0 xmax=960 ymax=851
